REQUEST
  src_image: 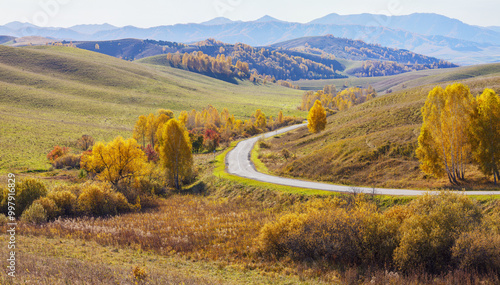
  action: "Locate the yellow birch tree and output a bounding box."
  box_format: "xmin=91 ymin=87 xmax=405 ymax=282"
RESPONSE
xmin=416 ymin=83 xmax=473 ymax=184
xmin=158 ymin=119 xmax=193 ymax=190
xmin=133 ymin=115 xmax=148 ymax=148
xmin=307 ymin=100 xmax=327 ymax=133
xmin=470 ymin=89 xmax=500 ymax=184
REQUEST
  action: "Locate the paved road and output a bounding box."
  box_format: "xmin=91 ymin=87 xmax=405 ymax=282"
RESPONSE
xmin=226 ymin=123 xmax=500 ymax=196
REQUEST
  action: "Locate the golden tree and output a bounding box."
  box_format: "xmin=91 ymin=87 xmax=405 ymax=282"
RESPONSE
xmin=158 ymin=119 xmax=193 ymax=190
xmin=145 ymin=113 xmax=158 ymax=148
xmin=255 ymin=114 xmax=267 ymax=130
xmin=80 ymin=137 xmax=147 ymax=188
xmin=307 ymin=100 xmax=327 ymax=133
xmin=470 ymin=89 xmax=500 ymax=184
xmin=178 ymin=111 xmax=188 ymax=127
xmin=416 ymin=84 xmax=474 ymax=184
xmin=133 ymin=115 xmax=148 ymax=148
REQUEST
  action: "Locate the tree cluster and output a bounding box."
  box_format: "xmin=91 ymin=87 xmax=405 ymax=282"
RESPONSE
xmin=225 ymin=43 xmax=344 ymax=81
xmin=417 ymin=83 xmax=500 ymax=184
xmin=152 ymin=39 xmax=346 ymax=81
xmin=163 ymin=51 xmax=250 ymax=80
xmin=287 ymin=35 xmax=457 ymax=67
xmin=134 ymin=106 xmax=302 ymax=156
xmin=348 ymin=60 xmax=457 ymax=77
xmin=299 ymin=85 xmax=376 ymax=112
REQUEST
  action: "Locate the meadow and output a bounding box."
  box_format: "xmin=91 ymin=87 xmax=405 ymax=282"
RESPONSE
xmin=1 ymin=45 xmax=500 ymax=285
xmin=0 ymin=45 xmax=304 ymax=172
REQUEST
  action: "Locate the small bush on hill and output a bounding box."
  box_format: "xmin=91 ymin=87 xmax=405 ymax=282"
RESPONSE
xmin=53 ymin=153 xmax=81 ymax=169
xmin=16 ymin=178 xmax=48 ymax=215
xmin=77 ymin=182 xmax=131 ymax=216
xmin=47 ymin=189 xmax=77 ymax=216
xmin=33 ymin=197 xmax=61 ymax=220
xmin=21 ymin=203 xmax=47 ymax=224
xmin=47 ymin=145 xmax=70 ymax=163
xmin=452 ymin=230 xmax=500 ymax=273
xmin=393 ymin=192 xmax=482 ymax=273
xmin=76 ymin=134 xmax=95 ymax=151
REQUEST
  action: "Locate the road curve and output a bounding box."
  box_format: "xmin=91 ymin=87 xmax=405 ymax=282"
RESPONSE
xmin=226 ymin=123 xmax=500 ymax=196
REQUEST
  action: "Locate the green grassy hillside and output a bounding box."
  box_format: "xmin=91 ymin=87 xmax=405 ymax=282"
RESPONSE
xmin=0 ymin=45 xmax=304 ymax=172
xmin=259 ymin=69 xmax=500 ymax=190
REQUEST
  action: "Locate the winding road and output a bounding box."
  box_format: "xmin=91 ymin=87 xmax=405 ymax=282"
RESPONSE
xmin=226 ymin=123 xmax=500 ymax=196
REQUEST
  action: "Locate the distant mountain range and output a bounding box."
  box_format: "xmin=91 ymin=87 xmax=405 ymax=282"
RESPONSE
xmin=1 ymin=13 xmax=499 ymax=65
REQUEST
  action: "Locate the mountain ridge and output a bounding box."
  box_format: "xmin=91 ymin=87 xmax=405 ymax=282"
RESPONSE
xmin=1 ymin=13 xmax=499 ymax=65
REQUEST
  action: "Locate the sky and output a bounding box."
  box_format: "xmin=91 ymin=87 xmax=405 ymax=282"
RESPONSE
xmin=1 ymin=0 xmax=499 ymax=28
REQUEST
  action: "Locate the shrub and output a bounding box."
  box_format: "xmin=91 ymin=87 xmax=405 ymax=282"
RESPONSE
xmin=21 ymin=203 xmax=47 ymax=224
xmin=132 ymin=266 xmax=148 ymax=281
xmin=77 ymin=182 xmax=131 ymax=216
xmin=257 ymin=200 xmax=397 ymax=266
xmin=33 ymin=197 xmax=61 ymax=220
xmin=51 ymin=184 xmax=83 ymax=197
xmin=47 ymin=145 xmax=70 ymax=163
xmin=257 ymin=212 xmax=309 ymax=258
xmin=47 ymin=190 xmax=77 ymax=216
xmin=76 ymin=134 xmax=95 ymax=151
xmin=258 ymin=140 xmax=271 ymax=149
xmin=16 ymin=178 xmax=48 ymax=215
xmin=281 ymin=149 xmax=292 ymax=160
xmin=355 ymin=203 xmax=400 ymax=265
xmin=393 ymin=192 xmax=482 ymax=273
xmin=452 ymin=230 xmax=500 ymax=273
xmin=203 ymin=129 xmax=220 ymax=152
xmin=53 ymin=154 xmax=81 ymax=169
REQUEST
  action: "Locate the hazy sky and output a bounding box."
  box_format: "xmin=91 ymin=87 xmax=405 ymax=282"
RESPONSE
xmin=1 ymin=0 xmax=499 ymax=28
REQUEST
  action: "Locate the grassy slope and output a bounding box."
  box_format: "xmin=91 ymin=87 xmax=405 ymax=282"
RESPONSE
xmin=294 ymin=63 xmax=500 ymax=93
xmin=259 ymin=71 xmax=500 ymax=190
xmin=0 ymin=45 xmax=304 ymax=172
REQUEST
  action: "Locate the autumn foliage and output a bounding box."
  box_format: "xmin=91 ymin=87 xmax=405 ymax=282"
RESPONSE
xmin=157 ymin=119 xmax=193 ymax=190
xmin=299 ymin=86 xmax=376 ymax=112
xmin=47 ymin=145 xmax=70 ymax=163
xmin=307 ymin=100 xmax=327 ymax=133
xmin=258 ymin=192 xmax=500 ymax=275
xmin=164 ymin=50 xmax=250 ymax=80
xmin=134 ymin=106 xmax=302 ymax=154
xmin=417 ymin=83 xmax=500 ymax=184
xmin=80 ymin=137 xmax=148 ymax=188
xmin=470 ymin=89 xmax=500 ymax=184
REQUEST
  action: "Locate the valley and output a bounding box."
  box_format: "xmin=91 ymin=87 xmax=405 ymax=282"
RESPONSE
xmin=1 ymin=8 xmax=500 ymax=285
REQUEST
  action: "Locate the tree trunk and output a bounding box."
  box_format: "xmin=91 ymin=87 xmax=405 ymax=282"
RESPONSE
xmin=175 ymin=173 xmax=179 ymax=190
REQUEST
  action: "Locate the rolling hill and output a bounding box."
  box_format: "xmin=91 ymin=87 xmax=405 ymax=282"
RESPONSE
xmin=0 ymin=45 xmax=304 ymax=171
xmin=294 ymin=63 xmax=500 ymax=94
xmin=70 ymin=36 xmax=456 ymax=80
xmin=257 ymin=63 xmax=500 ymax=190
xmin=0 ymin=36 xmax=14 ymax=44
